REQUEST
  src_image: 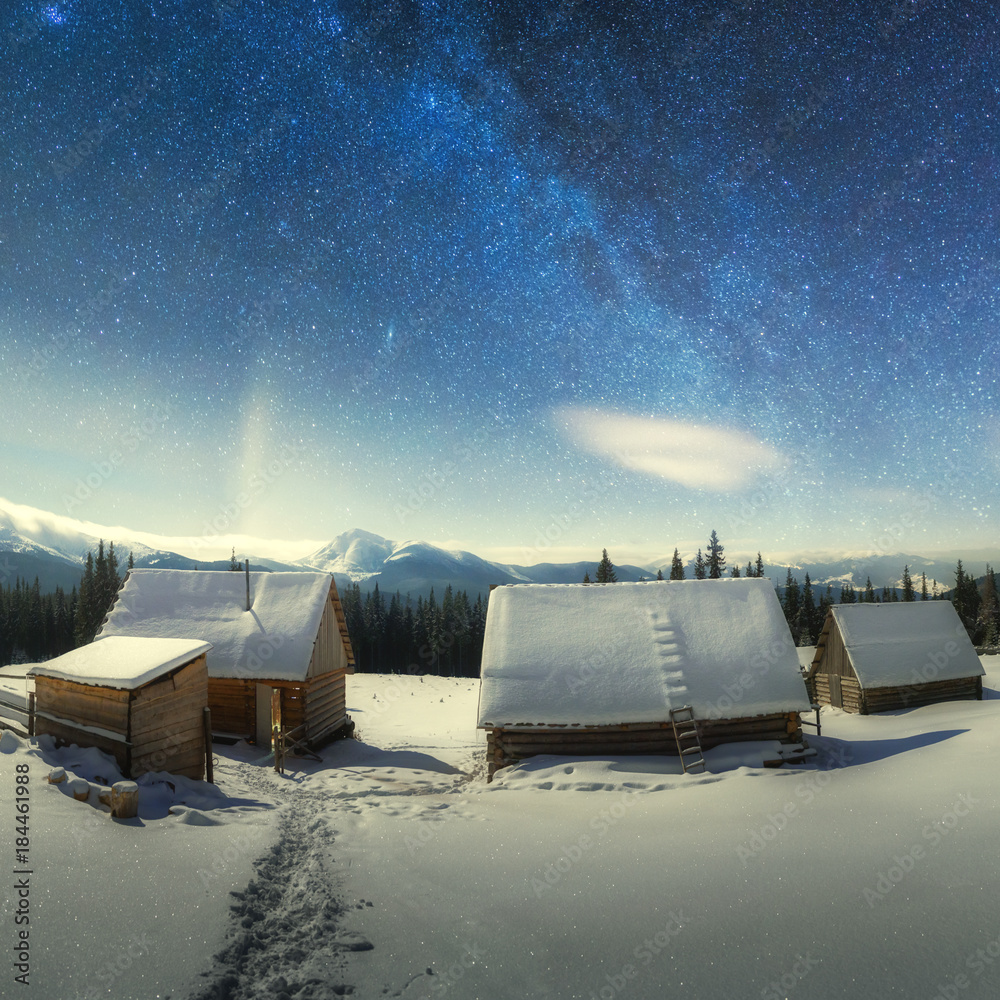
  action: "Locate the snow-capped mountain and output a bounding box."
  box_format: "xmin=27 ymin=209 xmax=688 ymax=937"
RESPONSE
xmin=0 ymin=496 xmax=991 ymax=597
xmin=0 ymin=498 xmax=309 ymax=591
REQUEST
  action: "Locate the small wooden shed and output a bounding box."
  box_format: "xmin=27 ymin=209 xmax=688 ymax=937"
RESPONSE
xmin=806 ymin=602 xmax=984 ymax=714
xmin=29 ymin=636 xmax=211 ymax=779
xmin=478 ymin=579 xmax=811 ymax=780
xmin=99 ymin=569 xmax=354 ymax=747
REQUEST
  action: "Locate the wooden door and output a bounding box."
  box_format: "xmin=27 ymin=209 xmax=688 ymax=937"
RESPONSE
xmin=829 ymin=673 xmax=843 ymax=708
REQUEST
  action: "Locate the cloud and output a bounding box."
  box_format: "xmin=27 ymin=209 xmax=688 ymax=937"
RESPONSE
xmin=555 ymin=407 xmax=786 ymax=492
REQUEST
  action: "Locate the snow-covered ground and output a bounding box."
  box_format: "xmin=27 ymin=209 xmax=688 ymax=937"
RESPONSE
xmin=3 ymin=663 xmax=1000 ymax=999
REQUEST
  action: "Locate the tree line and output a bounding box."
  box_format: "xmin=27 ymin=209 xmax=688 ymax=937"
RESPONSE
xmin=0 ymin=540 xmax=128 ymax=666
xmin=2 ymin=534 xmax=998 ymax=669
xmin=339 ymin=582 xmax=488 ymax=676
xmin=585 ymin=532 xmax=999 ymax=649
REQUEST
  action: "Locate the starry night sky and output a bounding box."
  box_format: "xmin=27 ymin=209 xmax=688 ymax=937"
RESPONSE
xmin=2 ymin=0 xmax=998 ymax=564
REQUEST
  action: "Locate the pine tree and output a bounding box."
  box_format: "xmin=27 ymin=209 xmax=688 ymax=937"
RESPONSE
xmin=730 ymin=565 xmax=741 ymax=577
xmin=839 ymin=582 xmax=857 ymax=604
xmin=980 ymin=566 xmax=999 ymax=647
xmin=582 ymin=571 xmax=591 ymax=584
xmin=755 ymin=552 xmax=764 ymax=579
xmin=799 ymin=573 xmax=816 ymax=644
xmin=74 ymin=552 xmax=96 ymax=646
xmin=952 ymin=560 xmax=982 ymax=639
xmin=920 ymin=572 xmax=929 ymax=601
xmin=342 ymin=582 xmax=365 ymax=670
xmin=706 ymin=530 xmax=726 ymax=579
xmin=693 ymin=549 xmax=706 ymax=580
xmin=230 ymin=547 xmax=240 ymax=570
xmin=98 ymin=541 xmax=121 ymax=621
xmin=669 ymin=549 xmax=685 ymax=581
xmin=128 ymin=550 xmax=135 ymax=570
xmin=818 ymin=584 xmax=834 ymax=633
xmin=864 ymin=576 xmax=876 ymax=603
xmin=363 ymin=583 xmax=387 ymax=671
xmin=901 ymin=565 xmax=914 ymax=601
xmin=656 ymin=568 xmax=664 ymax=581
xmin=782 ymin=569 xmax=800 ymax=639
xmin=595 ymin=549 xmax=617 ymax=583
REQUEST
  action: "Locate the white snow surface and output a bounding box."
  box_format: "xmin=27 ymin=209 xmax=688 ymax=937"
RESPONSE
xmin=829 ymin=601 xmax=985 ymax=687
xmin=6 ymin=660 xmax=1000 ymax=999
xmin=478 ymin=579 xmax=811 ymax=726
xmin=100 ymin=568 xmax=334 ymax=681
xmin=28 ymin=635 xmax=212 ymax=690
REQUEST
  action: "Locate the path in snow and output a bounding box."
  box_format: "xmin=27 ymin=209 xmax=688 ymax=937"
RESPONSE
xmin=178 ymin=738 xmax=474 ymax=1000
xmin=180 ymin=762 xmax=368 ymax=1000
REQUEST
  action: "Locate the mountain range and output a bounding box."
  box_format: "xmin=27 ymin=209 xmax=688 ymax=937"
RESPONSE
xmin=0 ymin=497 xmax=984 ymax=598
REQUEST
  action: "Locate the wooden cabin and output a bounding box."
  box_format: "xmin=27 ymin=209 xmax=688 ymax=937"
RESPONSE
xmin=478 ymin=579 xmax=811 ymax=780
xmin=29 ymin=636 xmax=211 ymax=779
xmin=99 ymin=569 xmax=355 ymax=748
xmin=806 ymin=602 xmax=984 ymax=714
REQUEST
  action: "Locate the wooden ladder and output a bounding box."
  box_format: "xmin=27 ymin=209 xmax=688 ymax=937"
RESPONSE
xmin=670 ymin=706 xmax=706 ymax=774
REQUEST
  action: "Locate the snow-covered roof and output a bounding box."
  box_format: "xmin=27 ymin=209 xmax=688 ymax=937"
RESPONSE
xmin=99 ymin=570 xmax=336 ymax=682
xmin=823 ymin=602 xmax=985 ymax=688
xmin=477 ymin=579 xmax=810 ymax=728
xmin=29 ymin=636 xmax=211 ymax=691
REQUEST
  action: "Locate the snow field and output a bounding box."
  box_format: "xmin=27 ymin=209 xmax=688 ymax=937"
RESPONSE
xmin=2 ymin=662 xmax=1000 ymax=998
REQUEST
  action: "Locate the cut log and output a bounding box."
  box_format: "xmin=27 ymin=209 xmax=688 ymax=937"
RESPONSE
xmin=47 ymin=767 xmax=66 ymax=784
xmin=68 ymin=777 xmax=91 ymax=801
xmin=111 ymin=781 xmax=139 ymax=819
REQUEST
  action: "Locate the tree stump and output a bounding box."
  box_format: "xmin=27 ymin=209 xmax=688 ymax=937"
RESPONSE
xmin=68 ymin=777 xmax=90 ymax=801
xmin=47 ymin=767 xmax=66 ymax=784
xmin=110 ymin=781 xmax=139 ymax=819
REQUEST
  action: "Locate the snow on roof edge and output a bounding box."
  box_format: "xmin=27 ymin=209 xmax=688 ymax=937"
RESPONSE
xmin=29 ymin=636 xmax=212 ymax=690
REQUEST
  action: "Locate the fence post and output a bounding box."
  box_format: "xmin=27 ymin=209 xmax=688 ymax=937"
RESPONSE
xmin=202 ymin=706 xmax=213 ymax=783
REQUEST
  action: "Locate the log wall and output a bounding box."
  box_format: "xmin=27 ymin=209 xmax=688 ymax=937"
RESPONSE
xmin=304 ymin=668 xmax=348 ymax=742
xmin=265 ymin=669 xmax=349 ymax=746
xmin=861 ymin=675 xmax=982 ymax=714
xmin=208 ymin=677 xmax=255 ymax=737
xmin=809 ymin=617 xmax=983 ymax=714
xmin=486 ymin=712 xmax=803 ymax=780
xmin=809 ymin=672 xmax=864 ymax=713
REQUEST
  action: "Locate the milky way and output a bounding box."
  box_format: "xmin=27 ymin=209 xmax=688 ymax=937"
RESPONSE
xmin=2 ymin=1 xmax=997 ymax=561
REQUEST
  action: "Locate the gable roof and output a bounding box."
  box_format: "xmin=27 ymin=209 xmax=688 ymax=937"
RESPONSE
xmin=99 ymin=569 xmax=352 ymax=682
xmin=477 ymin=579 xmax=809 ymax=728
xmin=814 ymin=602 xmax=984 ymax=688
xmin=30 ymin=636 xmax=211 ymax=691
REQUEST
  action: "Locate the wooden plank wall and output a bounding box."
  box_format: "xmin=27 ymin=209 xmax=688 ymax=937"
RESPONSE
xmin=488 ymin=712 xmax=802 ymax=780
xmin=35 ymin=675 xmax=130 ymax=735
xmin=307 ymin=593 xmax=349 ymax=679
xmin=33 ymin=715 xmax=129 ymax=771
xmin=34 ymin=676 xmax=132 ymax=772
xmin=129 ymin=656 xmax=207 ymax=780
xmin=821 ymin=624 xmax=856 ymax=678
xmin=208 ymin=677 xmax=255 ymax=736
